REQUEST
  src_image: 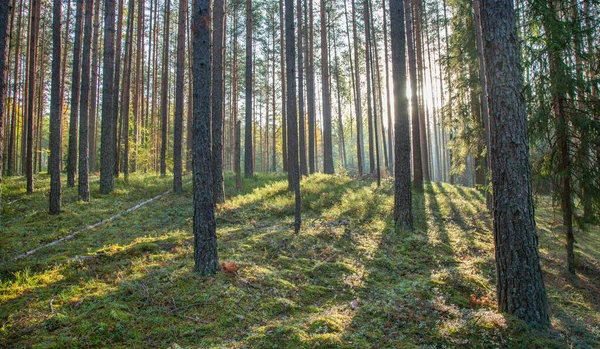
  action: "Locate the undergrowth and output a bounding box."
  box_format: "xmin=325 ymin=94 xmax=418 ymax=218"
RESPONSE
xmin=1 ymin=173 xmax=598 ymax=348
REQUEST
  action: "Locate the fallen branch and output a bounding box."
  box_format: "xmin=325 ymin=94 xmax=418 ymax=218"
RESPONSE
xmin=12 ymin=180 xmax=192 ymax=261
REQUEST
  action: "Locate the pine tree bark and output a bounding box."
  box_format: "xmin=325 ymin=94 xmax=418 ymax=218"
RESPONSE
xmin=278 ymin=0 xmax=287 ymax=173
xmin=25 ymin=0 xmax=41 ymax=192
xmin=306 ymin=0 xmax=316 ymax=173
xmin=390 ymin=0 xmax=412 ymax=230
xmin=351 ymin=0 xmax=364 ymax=176
xmin=320 ymin=0 xmax=334 ymax=174
xmin=413 ymin=0 xmax=430 ymax=182
xmin=160 ymin=0 xmax=171 ymax=177
xmin=49 ymin=0 xmax=62 ymax=213
xmin=404 ymin=0 xmax=423 ymax=189
xmin=6 ymin=0 xmax=22 ymax=177
xmin=112 ymin=0 xmax=124 ymax=176
xmin=100 ymin=0 xmax=117 ymax=194
xmin=364 ymin=0 xmax=375 ymax=175
xmin=212 ymin=0 xmax=226 ymax=202
xmin=480 ymin=0 xmax=550 ymax=325
xmin=244 ymin=0 xmax=254 ymax=177
xmin=173 ymin=0 xmax=187 ymax=193
xmin=297 ymin=0 xmax=307 ymax=176
xmin=132 ymin=0 xmax=144 ymax=173
xmin=120 ymin=0 xmax=135 ymax=177
xmin=382 ymin=0 xmax=393 ymax=173
xmin=192 ymin=0 xmax=219 ymax=276
xmin=285 ymin=0 xmax=301 ymax=233
xmin=0 ymin=0 xmax=11 ymax=197
xmin=88 ymin=0 xmax=100 ymax=173
xmin=78 ymin=0 xmax=93 ymax=202
xmin=67 ymin=0 xmax=84 ymax=188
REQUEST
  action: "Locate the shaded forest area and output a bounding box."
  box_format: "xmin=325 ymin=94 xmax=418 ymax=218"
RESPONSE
xmin=0 ymin=0 xmax=599 ymax=347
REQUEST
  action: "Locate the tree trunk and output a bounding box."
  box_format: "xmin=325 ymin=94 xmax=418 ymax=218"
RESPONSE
xmin=320 ymin=0 xmax=334 ymax=174
xmin=404 ymin=0 xmax=423 ymax=189
xmin=382 ymin=0 xmax=393 ymax=174
xmin=49 ymin=0 xmax=62 ymax=213
xmin=120 ymin=0 xmax=135 ymax=177
xmin=297 ymin=0 xmax=307 ymax=176
xmin=25 ymin=0 xmax=41 ymax=192
xmin=413 ymin=0 xmax=430 ymax=182
xmin=78 ymin=0 xmax=93 ymax=202
xmin=88 ymin=0 xmax=100 ymax=173
xmin=112 ymin=0 xmax=124 ymax=176
xmin=333 ymin=34 xmax=346 ymax=168
xmin=192 ymin=0 xmax=219 ymax=276
xmin=7 ymin=0 xmax=22 ymax=177
xmin=0 ymin=0 xmax=11 ymax=197
xmin=67 ymin=0 xmax=84 ymax=188
xmin=480 ymin=0 xmax=550 ymax=325
xmin=100 ymin=0 xmax=117 ymax=194
xmin=244 ymin=0 xmax=253 ymax=177
xmin=212 ymin=0 xmax=226 ymax=202
xmin=306 ymin=0 xmax=316 ymax=174
xmin=132 ymin=0 xmax=144 ymax=173
xmin=351 ymin=0 xmax=364 ymax=176
xmin=390 ymin=0 xmax=413 ymax=230
xmin=285 ymin=0 xmax=301 ymax=233
xmin=160 ymin=0 xmax=171 ymax=177
xmin=173 ymin=0 xmax=187 ymax=193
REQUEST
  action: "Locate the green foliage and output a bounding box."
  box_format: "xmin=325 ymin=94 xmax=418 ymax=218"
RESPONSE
xmin=1 ymin=174 xmax=599 ymax=348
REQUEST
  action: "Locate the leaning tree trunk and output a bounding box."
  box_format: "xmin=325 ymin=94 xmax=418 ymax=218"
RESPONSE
xmin=244 ymin=0 xmax=254 ymax=177
xmin=78 ymin=0 xmax=94 ymax=202
xmin=173 ymin=0 xmax=187 ymax=193
xmin=192 ymin=0 xmax=219 ymax=276
xmin=100 ymin=0 xmax=117 ymax=194
xmin=480 ymin=0 xmax=550 ymax=325
xmin=212 ymin=0 xmax=226 ymax=202
xmin=390 ymin=0 xmax=413 ymax=230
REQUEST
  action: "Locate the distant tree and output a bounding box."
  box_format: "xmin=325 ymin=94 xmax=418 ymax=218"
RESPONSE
xmin=173 ymin=0 xmax=187 ymax=194
xmin=480 ymin=0 xmax=549 ymax=325
xmin=390 ymin=0 xmax=412 ymax=230
xmin=100 ymin=0 xmax=117 ymax=194
xmin=192 ymin=0 xmax=219 ymax=275
xmin=245 ymin=0 xmax=254 ymax=177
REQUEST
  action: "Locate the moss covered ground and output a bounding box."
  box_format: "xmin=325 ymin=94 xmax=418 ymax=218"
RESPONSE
xmin=1 ymin=173 xmax=599 ymax=348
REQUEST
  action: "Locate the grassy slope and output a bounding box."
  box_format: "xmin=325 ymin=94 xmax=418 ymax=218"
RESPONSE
xmin=0 ymin=173 xmax=598 ymax=348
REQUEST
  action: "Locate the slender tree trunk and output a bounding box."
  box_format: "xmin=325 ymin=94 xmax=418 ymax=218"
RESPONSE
xmin=112 ymin=0 xmax=124 ymax=176
xmin=284 ymin=0 xmax=301 ymax=233
xmin=390 ymin=0 xmax=412 ymax=230
xmin=88 ymin=0 xmax=100 ymax=173
xmin=232 ymin=8 xmax=239 ymax=173
xmin=67 ymin=0 xmax=84 ymax=188
xmin=480 ymin=0 xmax=550 ymax=325
xmin=49 ymin=0 xmax=62 ymax=213
xmin=364 ymin=0 xmax=375 ymax=175
xmin=297 ymin=0 xmax=307 ymax=176
xmin=25 ymin=0 xmax=41 ymax=192
xmin=173 ymin=0 xmax=187 ymax=193
xmin=119 ymin=0 xmax=135 ymax=177
xmin=160 ymin=0 xmax=171 ymax=177
xmin=132 ymin=0 xmax=144 ymax=173
xmin=272 ymin=14 xmax=277 ymax=172
xmin=333 ymin=35 xmax=346 ymax=168
xmin=413 ymin=0 xmax=430 ymax=182
xmin=351 ymin=0 xmax=364 ymax=176
xmin=244 ymin=0 xmax=253 ymax=177
xmin=320 ymin=0 xmax=334 ymax=174
xmin=235 ymin=120 xmax=241 ymax=191
xmin=306 ymin=0 xmax=316 ymax=173
xmin=382 ymin=0 xmax=393 ymax=173
xmin=7 ymin=0 xmax=23 ymax=177
xmin=212 ymin=0 xmax=226 ymax=202
xmin=0 ymin=0 xmax=11 ymax=197
xmin=192 ymin=0 xmax=219 ymax=276
xmin=278 ymin=0 xmax=287 ymax=173
xmin=342 ymin=0 xmax=357 ymax=171
xmin=404 ymin=0 xmax=423 ymax=189
xmin=77 ymin=0 xmax=93 ymax=201
xmin=100 ymin=0 xmax=117 ymax=194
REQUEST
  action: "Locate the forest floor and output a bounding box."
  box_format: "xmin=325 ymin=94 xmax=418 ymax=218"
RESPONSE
xmin=1 ymin=173 xmax=599 ymax=348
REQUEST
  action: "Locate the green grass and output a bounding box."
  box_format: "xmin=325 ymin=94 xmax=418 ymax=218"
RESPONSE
xmin=1 ymin=173 xmax=599 ymax=348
